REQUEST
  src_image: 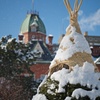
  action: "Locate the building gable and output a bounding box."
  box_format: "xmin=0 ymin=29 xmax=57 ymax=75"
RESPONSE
xmin=34 ymin=42 xmax=44 ymax=54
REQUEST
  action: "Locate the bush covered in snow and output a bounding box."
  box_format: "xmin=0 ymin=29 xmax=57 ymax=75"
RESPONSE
xmin=0 ymin=35 xmax=38 ymax=78
xmin=32 ymin=62 xmax=100 ymax=100
xmin=0 ymin=35 xmax=40 ymax=100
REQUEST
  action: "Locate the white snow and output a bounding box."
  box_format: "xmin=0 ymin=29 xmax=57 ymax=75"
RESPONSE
xmin=50 ymin=26 xmax=91 ymax=68
xmin=14 ymin=49 xmax=23 ymax=55
xmin=32 ymin=94 xmax=48 ymax=100
xmin=37 ymin=75 xmax=48 ymax=93
xmin=49 ymin=84 xmax=56 ymax=89
xmin=47 ymin=89 xmax=56 ymax=95
xmin=48 ymin=34 xmax=53 ymax=37
xmin=1 ymin=45 xmax=6 ymax=49
xmin=34 ymin=62 xmax=100 ymax=100
xmin=72 ymin=88 xmax=100 ymax=100
xmin=94 ymin=57 xmax=100 ymax=64
xmin=50 ymin=62 xmax=100 ymax=99
xmin=32 ymin=25 xmax=100 ymax=100
xmin=7 ymin=38 xmax=14 ymax=43
xmin=64 ymin=97 xmax=71 ymax=100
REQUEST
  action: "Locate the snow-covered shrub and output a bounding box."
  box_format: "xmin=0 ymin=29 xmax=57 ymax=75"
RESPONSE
xmin=34 ymin=62 xmax=100 ymax=100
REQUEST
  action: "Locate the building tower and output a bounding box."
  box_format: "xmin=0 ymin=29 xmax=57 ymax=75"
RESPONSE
xmin=18 ymin=1 xmax=53 ymax=80
xmin=19 ymin=11 xmax=46 ymax=44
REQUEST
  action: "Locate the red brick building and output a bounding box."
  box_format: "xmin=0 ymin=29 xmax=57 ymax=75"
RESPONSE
xmin=30 ymin=61 xmax=50 ymax=80
xmin=84 ymin=32 xmax=100 ymax=58
xmin=19 ymin=11 xmax=53 ymax=80
xmin=94 ymin=57 xmax=100 ymax=72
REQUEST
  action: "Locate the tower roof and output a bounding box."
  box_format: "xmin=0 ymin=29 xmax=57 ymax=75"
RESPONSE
xmin=20 ymin=13 xmax=46 ymax=34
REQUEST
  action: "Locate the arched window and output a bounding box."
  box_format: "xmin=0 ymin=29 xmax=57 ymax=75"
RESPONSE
xmin=31 ymin=26 xmax=37 ymax=32
xmin=30 ymin=21 xmax=38 ymax=32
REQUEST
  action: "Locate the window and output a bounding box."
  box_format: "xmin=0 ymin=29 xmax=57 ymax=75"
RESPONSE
xmin=31 ymin=26 xmax=36 ymax=32
xmin=32 ymin=35 xmax=36 ymax=39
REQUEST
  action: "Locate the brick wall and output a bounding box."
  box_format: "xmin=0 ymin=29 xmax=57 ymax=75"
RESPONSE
xmin=23 ymin=32 xmax=46 ymax=44
xmin=23 ymin=32 xmax=29 ymax=44
xmin=91 ymin=46 xmax=100 ymax=57
xmin=30 ymin=63 xmax=50 ymax=79
xmin=96 ymin=64 xmax=100 ymax=72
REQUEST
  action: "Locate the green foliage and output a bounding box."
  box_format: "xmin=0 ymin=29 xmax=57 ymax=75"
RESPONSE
xmin=0 ymin=35 xmax=36 ymax=78
xmin=39 ymin=77 xmax=100 ymax=100
xmin=64 ymin=83 xmax=92 ymax=97
xmin=0 ymin=35 xmax=41 ymax=100
xmin=39 ymin=77 xmax=61 ymax=100
xmin=71 ymin=96 xmax=90 ymax=100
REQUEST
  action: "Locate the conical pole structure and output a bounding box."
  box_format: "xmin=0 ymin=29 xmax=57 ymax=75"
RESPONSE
xmin=64 ymin=0 xmax=83 ymax=34
xmin=49 ymin=0 xmax=98 ymax=75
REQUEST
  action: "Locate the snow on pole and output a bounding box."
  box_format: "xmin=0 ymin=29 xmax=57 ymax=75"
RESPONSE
xmin=49 ymin=0 xmax=98 ymax=75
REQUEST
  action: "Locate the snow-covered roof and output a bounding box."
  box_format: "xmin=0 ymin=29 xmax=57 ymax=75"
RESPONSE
xmin=30 ymin=21 xmax=38 ymax=27
xmin=7 ymin=38 xmax=14 ymax=43
xmin=48 ymin=34 xmax=53 ymax=37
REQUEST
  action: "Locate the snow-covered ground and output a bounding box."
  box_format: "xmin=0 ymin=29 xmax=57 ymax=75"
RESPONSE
xmin=32 ymin=94 xmax=47 ymax=100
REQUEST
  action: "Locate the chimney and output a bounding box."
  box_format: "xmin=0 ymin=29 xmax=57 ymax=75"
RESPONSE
xmin=18 ymin=34 xmax=23 ymax=41
xmin=84 ymin=31 xmax=88 ymax=36
xmin=48 ymin=34 xmax=53 ymax=45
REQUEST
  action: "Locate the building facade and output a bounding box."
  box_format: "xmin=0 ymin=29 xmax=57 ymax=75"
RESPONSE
xmin=94 ymin=57 xmax=100 ymax=72
xmin=84 ymin=33 xmax=100 ymax=57
xmin=19 ymin=11 xmax=53 ymax=80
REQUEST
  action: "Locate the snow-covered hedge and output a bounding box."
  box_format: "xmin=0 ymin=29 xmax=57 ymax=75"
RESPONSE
xmin=32 ymin=62 xmax=100 ymax=100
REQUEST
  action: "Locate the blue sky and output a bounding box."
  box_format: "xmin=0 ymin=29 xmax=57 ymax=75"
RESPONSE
xmin=0 ymin=0 xmax=100 ymax=43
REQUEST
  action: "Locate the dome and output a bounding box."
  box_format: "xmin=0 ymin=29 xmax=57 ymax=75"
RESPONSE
xmin=20 ymin=13 xmax=46 ymax=34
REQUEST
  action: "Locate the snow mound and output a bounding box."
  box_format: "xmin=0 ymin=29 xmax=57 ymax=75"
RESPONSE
xmin=32 ymin=62 xmax=100 ymax=100
xmin=32 ymin=94 xmax=48 ymax=100
xmin=50 ymin=62 xmax=100 ymax=100
xmin=64 ymin=97 xmax=71 ymax=100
